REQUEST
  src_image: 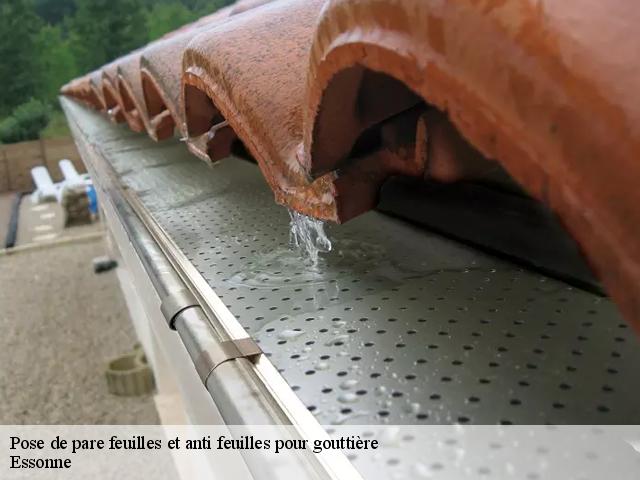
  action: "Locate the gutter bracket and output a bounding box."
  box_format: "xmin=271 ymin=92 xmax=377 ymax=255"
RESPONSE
xmin=194 ymin=336 xmax=262 ymax=384
xmin=171 ymin=305 xmax=262 ymax=384
xmin=160 ymin=288 xmax=198 ymax=329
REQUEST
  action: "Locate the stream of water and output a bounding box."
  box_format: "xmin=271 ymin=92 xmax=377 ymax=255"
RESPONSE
xmin=288 ymin=209 xmax=332 ymax=267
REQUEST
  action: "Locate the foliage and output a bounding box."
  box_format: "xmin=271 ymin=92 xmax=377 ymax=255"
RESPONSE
xmin=35 ymin=25 xmax=78 ymax=102
xmin=147 ymin=2 xmax=198 ymax=41
xmin=0 ymin=99 xmax=50 ymax=144
xmin=0 ymin=0 xmax=42 ymax=116
xmin=33 ymin=0 xmax=76 ymax=25
xmin=41 ymin=110 xmax=71 ymax=139
xmin=0 ymin=0 xmax=234 ymax=143
xmin=69 ymin=0 xmax=148 ymax=72
xmin=191 ymin=0 xmax=236 ymax=15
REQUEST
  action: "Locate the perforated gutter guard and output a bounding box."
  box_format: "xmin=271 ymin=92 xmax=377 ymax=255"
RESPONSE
xmin=62 ymin=97 xmax=360 ymax=480
xmin=63 ymin=97 xmax=640 ymax=428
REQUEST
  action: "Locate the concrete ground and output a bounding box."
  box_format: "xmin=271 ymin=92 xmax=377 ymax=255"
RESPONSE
xmin=0 ymin=192 xmax=97 ymax=247
xmin=15 ymin=195 xmax=67 ymax=245
xmin=0 ymin=233 xmax=160 ymax=424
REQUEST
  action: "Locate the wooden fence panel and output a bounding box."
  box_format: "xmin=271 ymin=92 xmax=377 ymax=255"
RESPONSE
xmin=43 ymin=137 xmax=86 ymax=182
xmin=4 ymin=140 xmax=44 ymax=192
xmin=0 ymin=137 xmax=84 ymax=193
xmin=0 ymin=151 xmax=9 ymax=192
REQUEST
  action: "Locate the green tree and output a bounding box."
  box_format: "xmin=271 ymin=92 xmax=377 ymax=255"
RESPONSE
xmin=0 ymin=99 xmax=50 ymax=144
xmin=193 ymin=0 xmax=235 ymax=15
xmin=69 ymin=0 xmax=148 ymax=72
xmin=146 ymin=1 xmax=198 ymax=41
xmin=35 ymin=25 xmax=78 ymax=102
xmin=0 ymin=0 xmax=43 ymax=115
xmin=33 ymin=0 xmax=76 ymax=25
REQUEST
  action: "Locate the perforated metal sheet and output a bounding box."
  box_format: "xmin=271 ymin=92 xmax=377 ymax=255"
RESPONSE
xmin=339 ymin=425 xmax=640 ymax=480
xmin=150 ymin=166 xmax=638 ymax=425
xmin=68 ymin=101 xmax=640 ymax=425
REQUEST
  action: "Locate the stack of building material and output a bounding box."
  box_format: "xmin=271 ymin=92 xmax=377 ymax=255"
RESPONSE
xmin=60 ymin=187 xmax=91 ymax=226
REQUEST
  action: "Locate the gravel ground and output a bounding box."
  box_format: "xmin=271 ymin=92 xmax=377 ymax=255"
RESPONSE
xmin=0 ymin=236 xmax=160 ymax=424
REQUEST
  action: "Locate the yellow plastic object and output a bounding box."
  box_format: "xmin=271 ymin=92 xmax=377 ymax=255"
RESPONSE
xmin=105 ymin=349 xmax=154 ymax=396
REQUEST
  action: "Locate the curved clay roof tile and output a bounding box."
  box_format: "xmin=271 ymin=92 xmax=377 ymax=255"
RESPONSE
xmin=139 ymin=9 xmax=236 ymax=141
xmin=101 ymin=60 xmax=127 ymax=124
xmin=61 ymin=74 xmax=103 ymax=110
xmin=182 ymin=0 xmax=425 ymax=221
xmin=303 ymin=0 xmax=640 ymax=331
xmin=115 ymin=51 xmax=147 ymax=133
xmin=139 ymin=2 xmax=272 ymax=141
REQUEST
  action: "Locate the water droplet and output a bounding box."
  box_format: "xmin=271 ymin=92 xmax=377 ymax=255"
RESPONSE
xmin=412 ymin=462 xmax=433 ymax=478
xmin=404 ymin=402 xmax=421 ymax=414
xmin=331 ymin=410 xmax=369 ymax=425
xmin=278 ymin=329 xmax=304 ymax=340
xmin=340 ymin=379 xmax=359 ymax=390
xmin=375 ymin=386 xmax=388 ymax=396
xmin=325 ymin=334 xmax=350 ymax=346
xmin=380 ymin=427 xmax=401 ymax=446
xmin=338 ymin=393 xmax=359 ymax=404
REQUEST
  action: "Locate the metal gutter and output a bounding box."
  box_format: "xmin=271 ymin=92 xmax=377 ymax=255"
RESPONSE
xmin=62 ymin=96 xmax=640 ymax=426
xmin=61 ymin=96 xmax=363 ymax=480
